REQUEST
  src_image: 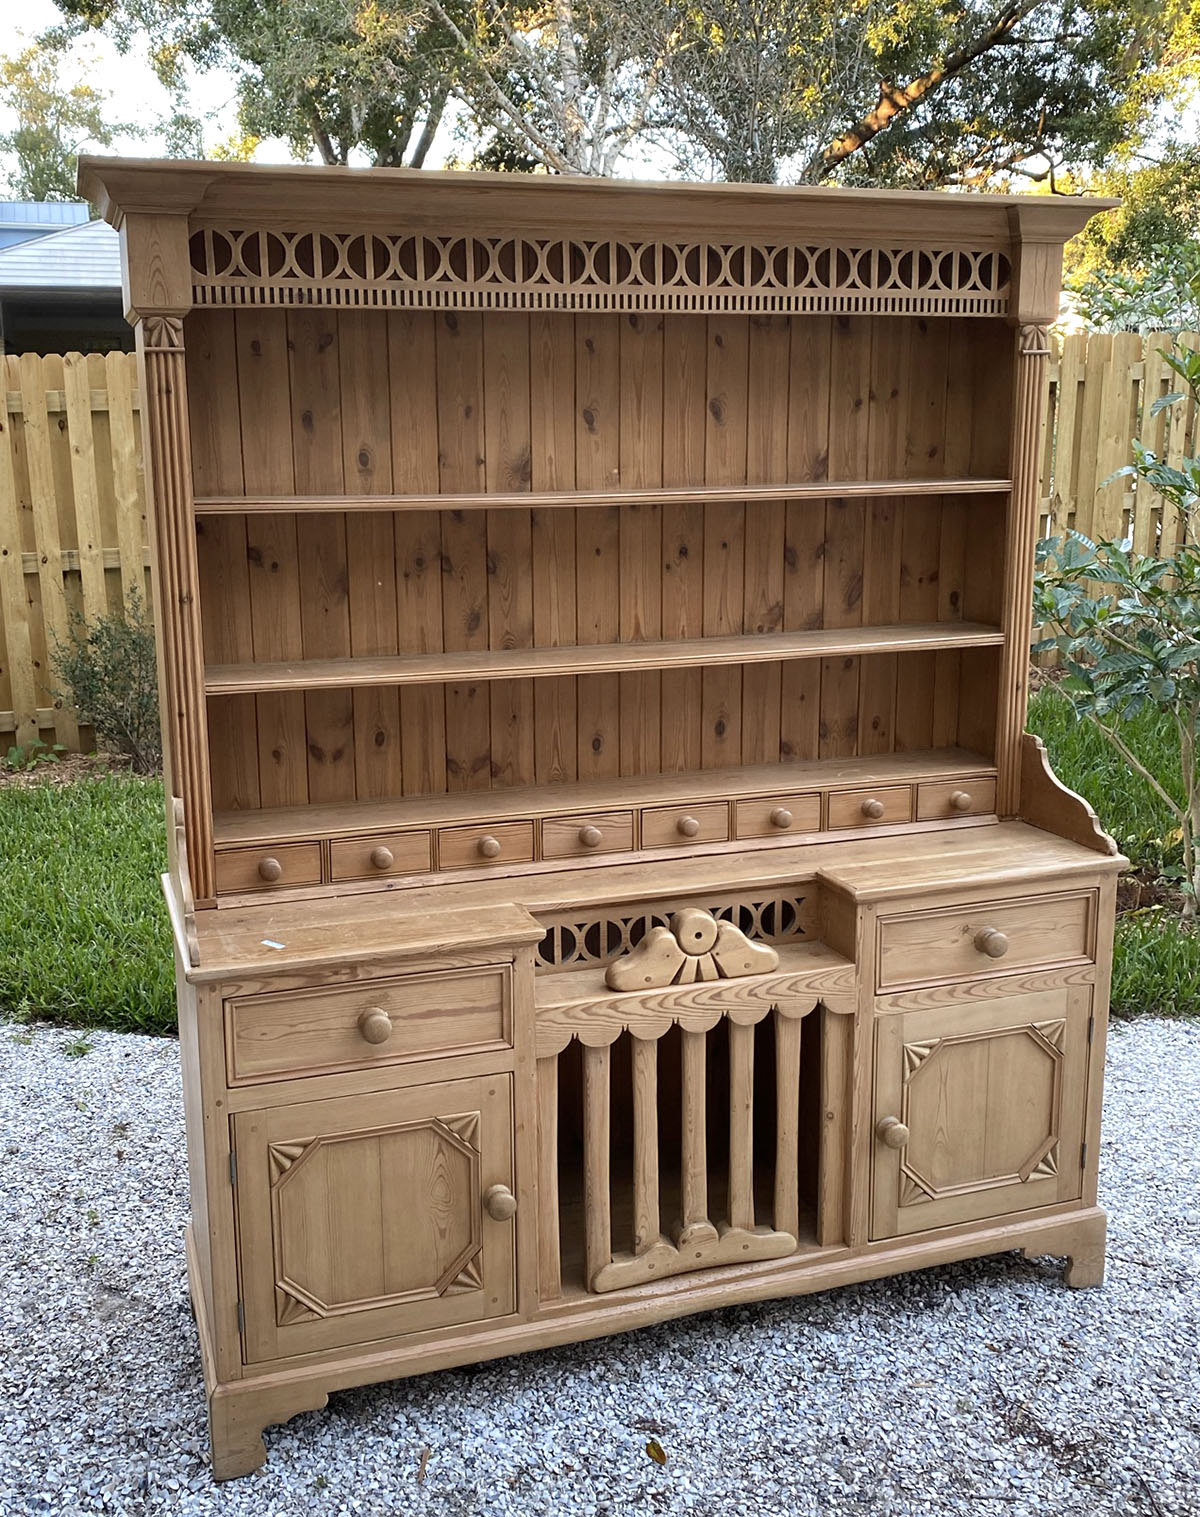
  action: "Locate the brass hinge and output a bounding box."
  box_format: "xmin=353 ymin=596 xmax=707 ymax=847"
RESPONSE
xmin=229 ymin=1151 xmax=237 ymax=1186
xmin=1080 ymin=1141 xmax=1088 ymax=1171
xmin=236 ymin=1300 xmax=244 ymax=1334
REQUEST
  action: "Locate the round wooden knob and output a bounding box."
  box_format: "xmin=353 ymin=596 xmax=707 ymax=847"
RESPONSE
xmin=950 ymin=790 xmax=973 ymax=812
xmin=483 ymin=1183 xmax=518 ymax=1221
xmin=876 ymin=1116 xmax=910 ymax=1149
xmin=369 ymin=845 xmax=394 ymax=871
xmin=478 ymin=835 xmax=502 ymax=859
xmin=257 ymin=856 xmax=282 ymax=882
xmin=676 ymin=815 xmax=701 ymax=838
xmin=579 ymin=825 xmax=603 ymax=849
xmin=769 ymin=807 xmax=794 ymax=830
xmin=974 ymin=926 xmax=1010 ymax=958
xmin=860 ymin=797 xmax=885 ymax=819
xmin=357 ymin=1007 xmax=392 ymax=1045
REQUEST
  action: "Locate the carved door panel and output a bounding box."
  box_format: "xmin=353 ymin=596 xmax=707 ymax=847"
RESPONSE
xmin=871 ymin=988 xmax=1090 ymax=1240
xmin=234 ymin=1075 xmax=515 ymax=1363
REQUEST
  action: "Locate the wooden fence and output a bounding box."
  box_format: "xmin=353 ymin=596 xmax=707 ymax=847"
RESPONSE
xmin=0 ymin=352 xmax=147 ymax=750
xmin=0 ymin=334 xmax=1197 ymax=751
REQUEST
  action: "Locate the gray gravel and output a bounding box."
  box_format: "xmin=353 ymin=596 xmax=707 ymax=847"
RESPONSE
xmin=1 ymin=1017 xmax=1198 ymax=1517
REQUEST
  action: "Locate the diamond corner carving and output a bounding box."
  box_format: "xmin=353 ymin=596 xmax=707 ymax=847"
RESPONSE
xmin=440 ymin=1111 xmax=481 ymax=1148
xmin=141 ymin=313 xmax=186 ymax=351
xmin=1032 ymin=1018 xmax=1067 ymax=1050
xmin=1029 ymin=1147 xmax=1059 ymax=1181
xmin=903 ymin=1041 xmax=938 ymax=1078
xmin=276 ymin=1285 xmax=320 ymax=1325
xmin=269 ymin=1139 xmax=315 ymax=1182
xmin=604 ymin=909 xmax=779 ymax=991
xmin=899 ymin=1172 xmax=933 ymax=1207
xmin=444 ymin=1252 xmax=483 ymax=1295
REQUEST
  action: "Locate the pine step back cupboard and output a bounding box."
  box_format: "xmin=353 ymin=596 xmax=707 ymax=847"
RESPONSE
xmin=78 ymin=157 xmax=1122 ymax=1480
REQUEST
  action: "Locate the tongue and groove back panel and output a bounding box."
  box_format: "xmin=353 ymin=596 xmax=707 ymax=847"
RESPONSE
xmin=189 ymin=309 xmax=1011 ymax=814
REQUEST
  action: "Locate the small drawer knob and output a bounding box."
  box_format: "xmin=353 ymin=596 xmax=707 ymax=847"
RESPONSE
xmin=860 ymin=797 xmax=886 ymax=820
xmin=483 ymin=1183 xmax=518 ymax=1221
xmin=769 ymin=806 xmax=794 ymax=830
xmin=357 ymin=1007 xmax=393 ymax=1045
xmin=676 ymin=815 xmax=701 ymax=838
xmin=974 ymin=926 xmax=1010 ymax=958
xmin=579 ymin=825 xmax=603 ymax=849
xmin=369 ymin=845 xmax=395 ymax=871
xmin=876 ymin=1116 xmax=910 ymax=1149
xmin=257 ymin=856 xmax=283 ymax=882
xmin=478 ymin=835 xmax=503 ymax=859
xmin=950 ymin=790 xmax=973 ymax=812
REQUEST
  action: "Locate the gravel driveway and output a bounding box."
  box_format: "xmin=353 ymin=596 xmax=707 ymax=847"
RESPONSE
xmin=1 ymin=1017 xmax=1197 ymax=1517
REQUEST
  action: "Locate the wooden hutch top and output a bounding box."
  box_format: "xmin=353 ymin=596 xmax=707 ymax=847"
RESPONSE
xmin=79 ymin=157 xmax=1118 ymax=972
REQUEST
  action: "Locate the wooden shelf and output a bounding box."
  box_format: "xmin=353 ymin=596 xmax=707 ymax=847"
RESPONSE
xmin=206 ymin=622 xmax=1004 ymax=696
xmin=192 ymin=477 xmax=1012 ymax=515
xmin=213 ymin=747 xmax=995 ymax=845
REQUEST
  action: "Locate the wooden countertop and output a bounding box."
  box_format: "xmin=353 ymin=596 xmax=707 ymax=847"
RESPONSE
xmin=177 ymin=821 xmax=1125 ymax=983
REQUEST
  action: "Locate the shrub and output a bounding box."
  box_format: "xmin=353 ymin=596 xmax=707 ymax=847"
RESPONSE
xmin=52 ymin=591 xmax=162 ymax=773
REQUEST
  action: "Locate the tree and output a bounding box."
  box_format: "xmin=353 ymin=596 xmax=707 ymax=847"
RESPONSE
xmin=51 ymin=0 xmax=457 ymax=167
xmin=0 ymin=40 xmax=132 ymax=200
xmin=650 ymin=0 xmax=1200 ymax=186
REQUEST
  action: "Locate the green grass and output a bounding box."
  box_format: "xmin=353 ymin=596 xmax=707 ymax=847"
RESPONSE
xmin=0 ymin=774 xmax=173 ymax=1035
xmin=1029 ymin=684 xmax=1200 ymax=1019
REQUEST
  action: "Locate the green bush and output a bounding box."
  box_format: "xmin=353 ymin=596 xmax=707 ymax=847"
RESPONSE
xmin=52 ymin=591 xmax=162 ymax=773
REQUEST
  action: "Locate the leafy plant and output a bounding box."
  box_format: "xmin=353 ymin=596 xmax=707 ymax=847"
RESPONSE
xmin=1034 ymin=341 xmax=1200 ymax=917
xmin=51 ymin=592 xmax=162 ymax=774
xmin=1067 ymin=241 xmax=1200 ymax=334
xmin=3 ymin=740 xmax=66 ymax=773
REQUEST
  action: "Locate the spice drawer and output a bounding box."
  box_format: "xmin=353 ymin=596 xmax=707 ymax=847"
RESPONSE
xmin=916 ymin=777 xmax=997 ymax=820
xmin=214 ymin=842 xmax=323 ymax=894
xmin=330 ymin=831 xmax=432 ymax=881
xmin=542 ymin=811 xmax=635 ymax=858
xmin=876 ymin=891 xmax=1096 ymax=991
xmin=641 ymin=801 xmax=729 ymax=848
xmin=225 ymin=965 xmax=512 ymax=1084
xmin=828 ymin=786 xmax=912 ymax=829
xmin=734 ymin=792 xmax=821 ymax=839
xmin=438 ymin=821 xmax=535 ymax=870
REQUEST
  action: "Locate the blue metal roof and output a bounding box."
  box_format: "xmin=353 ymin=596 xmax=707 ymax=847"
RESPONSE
xmin=0 ymin=217 xmax=121 ymax=295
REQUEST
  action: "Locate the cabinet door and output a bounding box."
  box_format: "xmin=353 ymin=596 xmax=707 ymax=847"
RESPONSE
xmin=233 ymin=1074 xmax=515 ymax=1363
xmin=872 ymin=988 xmax=1090 ymax=1240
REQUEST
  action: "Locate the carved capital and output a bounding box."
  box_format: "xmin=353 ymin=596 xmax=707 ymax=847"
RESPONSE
xmin=141 ymin=313 xmax=186 ymax=352
xmin=1019 ymin=323 xmax=1052 ymax=358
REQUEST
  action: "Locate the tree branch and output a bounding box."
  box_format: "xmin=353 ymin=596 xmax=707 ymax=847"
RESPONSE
xmin=813 ymin=0 xmax=1041 ymax=177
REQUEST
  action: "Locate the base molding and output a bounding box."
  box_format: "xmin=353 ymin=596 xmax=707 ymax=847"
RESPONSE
xmin=186 ymin=1207 xmax=1107 ymax=1481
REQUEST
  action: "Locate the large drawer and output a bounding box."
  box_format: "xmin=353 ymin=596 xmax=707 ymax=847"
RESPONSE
xmin=877 ymin=891 xmax=1096 ymax=991
xmin=225 ymin=965 xmax=512 ymax=1084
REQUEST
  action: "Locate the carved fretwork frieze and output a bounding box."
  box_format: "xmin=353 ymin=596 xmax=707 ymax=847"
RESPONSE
xmin=189 ymin=227 xmax=1012 ymax=317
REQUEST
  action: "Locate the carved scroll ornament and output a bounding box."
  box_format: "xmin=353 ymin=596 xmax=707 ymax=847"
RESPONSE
xmin=604 ymin=907 xmax=779 ymax=991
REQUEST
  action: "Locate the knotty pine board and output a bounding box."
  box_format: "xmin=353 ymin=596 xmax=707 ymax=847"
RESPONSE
xmin=189 ymin=310 xmax=1008 ymax=812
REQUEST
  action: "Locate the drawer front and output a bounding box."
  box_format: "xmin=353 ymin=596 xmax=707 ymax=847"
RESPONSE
xmin=916 ymin=777 xmax=997 ymax=821
xmin=214 ymin=842 xmax=322 ymax=894
xmin=735 ymin=792 xmax=821 ymax=839
xmin=827 ymin=785 xmax=912 ymax=830
xmin=329 ymin=830 xmax=432 ymax=881
xmin=542 ymin=810 xmax=635 ymax=859
xmin=641 ymin=801 xmax=729 ymax=848
xmin=226 ymin=965 xmax=511 ymax=1084
xmin=438 ymin=820 xmax=535 ymax=870
xmin=877 ymin=891 xmax=1096 ymax=991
